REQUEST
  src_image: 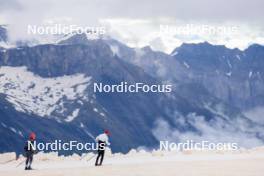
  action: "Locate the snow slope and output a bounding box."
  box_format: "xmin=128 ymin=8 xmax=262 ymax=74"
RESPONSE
xmin=0 ymin=66 xmax=92 ymax=121
xmin=0 ymin=147 xmax=264 ymax=176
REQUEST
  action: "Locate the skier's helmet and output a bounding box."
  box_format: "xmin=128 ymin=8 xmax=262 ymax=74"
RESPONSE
xmin=29 ymin=132 xmax=36 ymax=140
xmin=104 ymin=130 xmax=110 ymax=136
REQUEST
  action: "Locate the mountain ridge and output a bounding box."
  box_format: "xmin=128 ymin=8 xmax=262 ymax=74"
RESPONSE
xmin=0 ymin=31 xmax=264 ymax=154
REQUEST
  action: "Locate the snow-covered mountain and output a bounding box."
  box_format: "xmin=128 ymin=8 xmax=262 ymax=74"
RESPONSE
xmin=0 ymin=29 xmax=264 ymax=154
xmin=0 ymin=66 xmax=91 ymax=120
xmin=0 ymin=36 xmax=173 ymax=153
xmin=170 ymin=42 xmax=264 ymax=110
xmin=105 ymin=39 xmax=264 ymax=111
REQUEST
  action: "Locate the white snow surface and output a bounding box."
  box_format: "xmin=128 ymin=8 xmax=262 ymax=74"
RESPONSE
xmin=109 ymin=45 xmax=120 ymax=57
xmin=0 ymin=147 xmax=264 ymax=176
xmin=227 ymin=59 xmax=232 ymax=68
xmin=170 ymin=51 xmax=178 ymax=56
xmin=55 ymin=33 xmax=76 ymax=44
xmin=249 ymin=71 xmax=253 ymax=78
xmin=226 ymin=71 xmax=232 ymax=77
xmin=183 ymin=61 xmax=190 ymax=69
xmin=65 ymin=109 xmax=80 ymax=122
xmin=236 ymin=54 xmax=241 ymax=60
xmin=0 ymin=41 xmax=16 ymax=49
xmin=0 ymin=66 xmax=92 ymax=120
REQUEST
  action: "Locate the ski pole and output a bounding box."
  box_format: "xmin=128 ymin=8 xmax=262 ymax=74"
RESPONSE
xmin=80 ymin=135 xmax=97 ymax=160
xmin=80 ymin=153 xmax=88 ymax=160
xmin=80 ymin=152 xmax=95 ymax=160
xmin=0 ymin=158 xmax=16 ymax=164
xmin=86 ymin=154 xmax=96 ymax=162
xmin=16 ymin=159 xmax=25 ymax=168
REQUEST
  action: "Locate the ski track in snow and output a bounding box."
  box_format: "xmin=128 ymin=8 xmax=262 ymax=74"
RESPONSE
xmin=0 ymin=66 xmax=92 ymax=121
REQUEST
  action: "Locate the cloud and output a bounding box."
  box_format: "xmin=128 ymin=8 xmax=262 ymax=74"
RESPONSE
xmin=0 ymin=0 xmax=264 ymax=52
xmin=244 ymin=107 xmax=264 ymax=125
xmin=1 ymin=0 xmax=263 ymax=22
xmin=104 ymin=19 xmax=264 ymax=52
xmin=0 ymin=0 xmax=22 ymax=11
xmin=152 ymin=112 xmax=264 ymax=148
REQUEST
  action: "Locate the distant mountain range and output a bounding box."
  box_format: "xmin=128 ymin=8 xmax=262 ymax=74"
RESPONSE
xmin=0 ymin=25 xmax=263 ymax=154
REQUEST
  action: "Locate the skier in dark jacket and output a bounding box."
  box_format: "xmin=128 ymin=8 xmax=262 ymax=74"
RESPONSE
xmin=95 ymin=130 xmax=110 ymax=166
xmin=24 ymin=132 xmax=37 ymax=170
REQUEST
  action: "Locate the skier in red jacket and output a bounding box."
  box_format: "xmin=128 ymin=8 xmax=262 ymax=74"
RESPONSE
xmin=24 ymin=132 xmax=37 ymax=170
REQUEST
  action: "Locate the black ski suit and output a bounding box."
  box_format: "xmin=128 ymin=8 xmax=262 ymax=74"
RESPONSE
xmin=24 ymin=140 xmax=36 ymax=170
xmin=95 ymin=140 xmax=106 ymax=166
xmin=95 ymin=133 xmax=110 ymax=166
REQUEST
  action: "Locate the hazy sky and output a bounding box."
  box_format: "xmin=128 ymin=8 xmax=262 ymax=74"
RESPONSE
xmin=0 ymin=0 xmax=263 ymax=52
